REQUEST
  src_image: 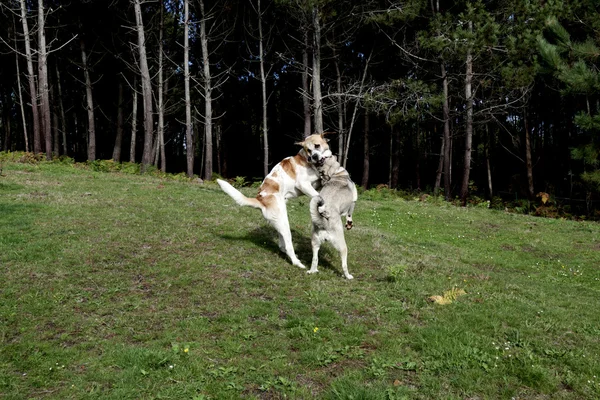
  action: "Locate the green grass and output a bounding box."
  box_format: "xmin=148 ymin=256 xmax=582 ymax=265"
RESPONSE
xmin=1 ymin=160 xmax=600 ymax=399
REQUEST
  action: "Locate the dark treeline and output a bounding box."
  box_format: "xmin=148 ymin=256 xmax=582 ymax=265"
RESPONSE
xmin=1 ymin=0 xmax=599 ymax=213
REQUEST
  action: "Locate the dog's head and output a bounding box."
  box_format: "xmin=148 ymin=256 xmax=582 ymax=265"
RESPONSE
xmin=296 ymin=133 xmax=331 ymax=167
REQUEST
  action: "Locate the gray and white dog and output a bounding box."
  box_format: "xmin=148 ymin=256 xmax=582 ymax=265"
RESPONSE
xmin=308 ymin=151 xmax=358 ymax=279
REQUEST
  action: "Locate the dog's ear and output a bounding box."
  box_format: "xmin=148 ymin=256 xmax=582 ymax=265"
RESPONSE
xmin=321 ymin=131 xmax=335 ymax=142
xmin=294 ymin=139 xmax=305 ymax=147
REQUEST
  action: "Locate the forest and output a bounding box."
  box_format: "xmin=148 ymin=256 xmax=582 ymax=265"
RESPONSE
xmin=0 ymin=0 xmax=599 ymax=215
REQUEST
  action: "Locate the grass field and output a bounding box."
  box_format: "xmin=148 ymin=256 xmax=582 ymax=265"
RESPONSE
xmin=1 ymin=158 xmax=600 ymax=399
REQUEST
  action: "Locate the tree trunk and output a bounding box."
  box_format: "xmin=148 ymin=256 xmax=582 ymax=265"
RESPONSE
xmin=216 ymin=122 xmax=222 ymax=175
xmin=416 ymin=125 xmax=421 ymax=190
xmin=80 ymin=38 xmax=96 ymax=161
xmin=388 ymin=126 xmax=393 ymax=187
xmin=334 ymin=48 xmax=344 ymax=157
xmin=156 ymin=0 xmax=166 ymax=171
xmin=199 ymin=0 xmax=213 ymax=181
xmin=434 ymin=126 xmax=444 ymax=196
xmin=258 ymin=0 xmax=269 ymax=177
xmin=524 ymin=113 xmax=534 ymax=201
xmin=302 ymin=29 xmax=311 ymax=138
xmin=20 ymin=0 xmax=40 ymax=154
xmin=38 ymin=0 xmax=52 ymax=160
xmin=459 ymin=22 xmax=474 ymax=206
xmin=184 ymin=0 xmax=194 ymax=177
xmin=133 ymin=0 xmax=154 ymax=171
xmin=342 ymin=52 xmax=370 ymax=168
xmin=391 ymin=126 xmax=400 ymax=188
xmin=432 ymin=0 xmax=449 ymax=199
xmin=311 ymin=6 xmax=323 ymax=134
xmin=361 ymin=111 xmax=370 ymax=190
xmin=73 ymin=112 xmax=79 ymax=156
xmin=130 ymin=76 xmax=138 ymax=163
xmin=442 ymin=62 xmax=452 ymax=200
xmin=3 ymin=93 xmax=12 ymax=151
xmin=485 ymin=123 xmax=493 ymax=198
xmin=55 ymin=64 xmax=67 ymax=156
xmin=113 ymin=81 xmax=124 ymax=161
xmin=14 ymin=21 xmax=29 ymax=152
xmin=51 ymin=76 xmax=59 ymax=155
xmin=160 ymin=78 xmax=167 ymax=172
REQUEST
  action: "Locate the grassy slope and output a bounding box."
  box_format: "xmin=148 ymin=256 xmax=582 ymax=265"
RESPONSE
xmin=1 ymin=161 xmax=599 ymax=399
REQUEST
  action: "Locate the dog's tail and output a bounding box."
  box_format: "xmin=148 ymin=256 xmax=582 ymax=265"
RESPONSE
xmin=310 ymin=195 xmax=323 ymax=219
xmin=217 ymin=179 xmax=264 ymax=210
xmin=310 ymin=195 xmax=330 ymax=223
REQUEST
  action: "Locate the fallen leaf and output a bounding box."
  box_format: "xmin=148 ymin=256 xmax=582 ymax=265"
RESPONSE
xmin=428 ymin=288 xmax=466 ymax=305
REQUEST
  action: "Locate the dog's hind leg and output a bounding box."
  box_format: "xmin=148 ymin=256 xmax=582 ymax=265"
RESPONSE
xmin=307 ymin=232 xmax=321 ymax=275
xmin=270 ymin=208 xmax=305 ymax=269
xmin=345 ymin=202 xmax=356 ymax=230
xmin=331 ymin=227 xmax=353 ymax=279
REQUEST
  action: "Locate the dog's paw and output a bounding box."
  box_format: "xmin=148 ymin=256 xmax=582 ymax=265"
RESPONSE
xmin=307 ymin=269 xmax=319 ymax=274
xmin=291 ymin=259 xmax=306 ymax=269
xmin=344 ymin=274 xmax=354 ymax=280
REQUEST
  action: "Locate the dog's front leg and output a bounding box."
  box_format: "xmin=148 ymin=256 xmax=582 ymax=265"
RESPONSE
xmin=297 ymin=181 xmax=320 ymax=198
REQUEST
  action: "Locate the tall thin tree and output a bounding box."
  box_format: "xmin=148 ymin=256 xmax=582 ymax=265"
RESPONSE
xmin=459 ymin=20 xmax=474 ymax=205
xmin=130 ymin=76 xmax=138 ymax=163
xmin=133 ymin=0 xmax=155 ymax=171
xmin=55 ymin=64 xmax=67 ymax=156
xmin=19 ymin=0 xmax=40 ymax=154
xmin=112 ymin=81 xmax=124 ymax=161
xmin=257 ymin=0 xmax=270 ymax=177
xmin=302 ymin=28 xmax=311 ymax=137
xmin=156 ymin=0 xmax=166 ymax=172
xmin=311 ymin=6 xmax=323 ymax=134
xmin=198 ymin=0 xmax=213 ymax=181
xmin=38 ymin=0 xmax=52 ymax=159
xmin=80 ymin=38 xmax=96 ymax=161
xmin=14 ymin=15 xmax=29 ymax=152
xmin=184 ymin=0 xmax=193 ymax=177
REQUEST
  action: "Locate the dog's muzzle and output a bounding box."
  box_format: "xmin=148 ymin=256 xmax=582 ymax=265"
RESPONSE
xmin=312 ymin=153 xmax=326 ymax=166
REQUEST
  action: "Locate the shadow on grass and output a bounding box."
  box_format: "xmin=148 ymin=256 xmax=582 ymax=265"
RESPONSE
xmin=218 ymin=225 xmax=340 ymax=274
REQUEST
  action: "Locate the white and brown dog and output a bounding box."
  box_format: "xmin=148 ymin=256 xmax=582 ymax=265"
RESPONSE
xmin=216 ymin=133 xmax=331 ymax=269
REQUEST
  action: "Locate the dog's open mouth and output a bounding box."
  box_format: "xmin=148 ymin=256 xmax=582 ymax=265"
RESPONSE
xmin=316 ymin=158 xmax=326 ymax=167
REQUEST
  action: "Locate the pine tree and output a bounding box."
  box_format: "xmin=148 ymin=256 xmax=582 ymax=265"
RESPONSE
xmin=538 ymin=15 xmax=600 ymax=190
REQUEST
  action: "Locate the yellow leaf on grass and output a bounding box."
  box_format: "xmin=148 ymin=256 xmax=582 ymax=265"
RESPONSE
xmin=428 ymin=295 xmax=451 ymax=305
xmin=428 ymin=288 xmax=466 ymax=305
